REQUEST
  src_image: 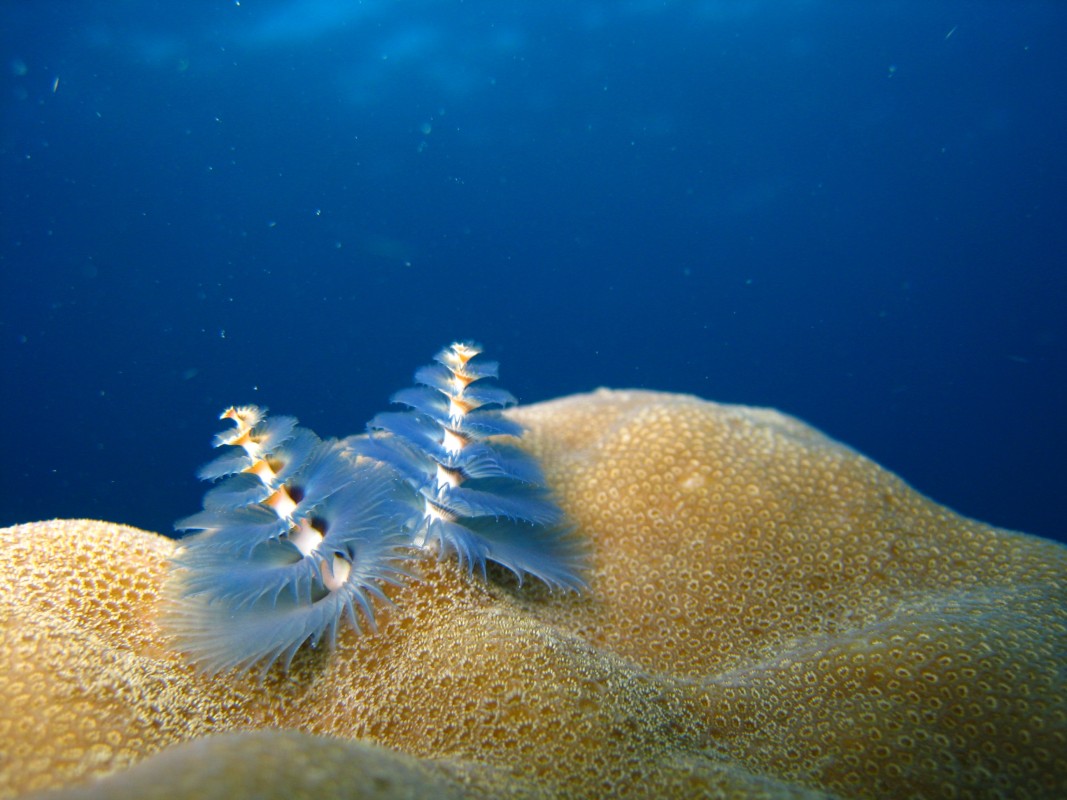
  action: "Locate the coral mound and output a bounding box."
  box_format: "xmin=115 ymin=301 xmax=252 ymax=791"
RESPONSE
xmin=1 ymin=389 xmax=1064 ymax=799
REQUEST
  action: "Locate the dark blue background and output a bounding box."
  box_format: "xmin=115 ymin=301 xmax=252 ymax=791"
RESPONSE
xmin=2 ymin=1 xmax=1064 ymax=543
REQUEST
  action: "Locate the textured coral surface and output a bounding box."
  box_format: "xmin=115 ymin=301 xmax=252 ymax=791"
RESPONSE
xmin=1 ymin=389 xmax=1064 ymax=799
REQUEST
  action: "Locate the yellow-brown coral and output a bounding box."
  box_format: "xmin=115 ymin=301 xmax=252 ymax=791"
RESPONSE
xmin=1 ymin=389 xmax=1064 ymax=799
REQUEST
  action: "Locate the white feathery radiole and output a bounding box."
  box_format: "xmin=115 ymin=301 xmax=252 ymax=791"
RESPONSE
xmin=165 ymin=343 xmax=586 ymax=675
xmin=164 ymin=406 xmax=414 ymax=675
xmin=354 ymin=342 xmax=587 ymax=590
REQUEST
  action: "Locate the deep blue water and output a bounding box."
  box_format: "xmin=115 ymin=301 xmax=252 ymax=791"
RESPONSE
xmin=1 ymin=1 xmax=1064 ymax=543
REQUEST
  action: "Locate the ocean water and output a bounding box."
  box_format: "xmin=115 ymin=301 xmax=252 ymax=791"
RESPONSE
xmin=1 ymin=1 xmax=1064 ymax=544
